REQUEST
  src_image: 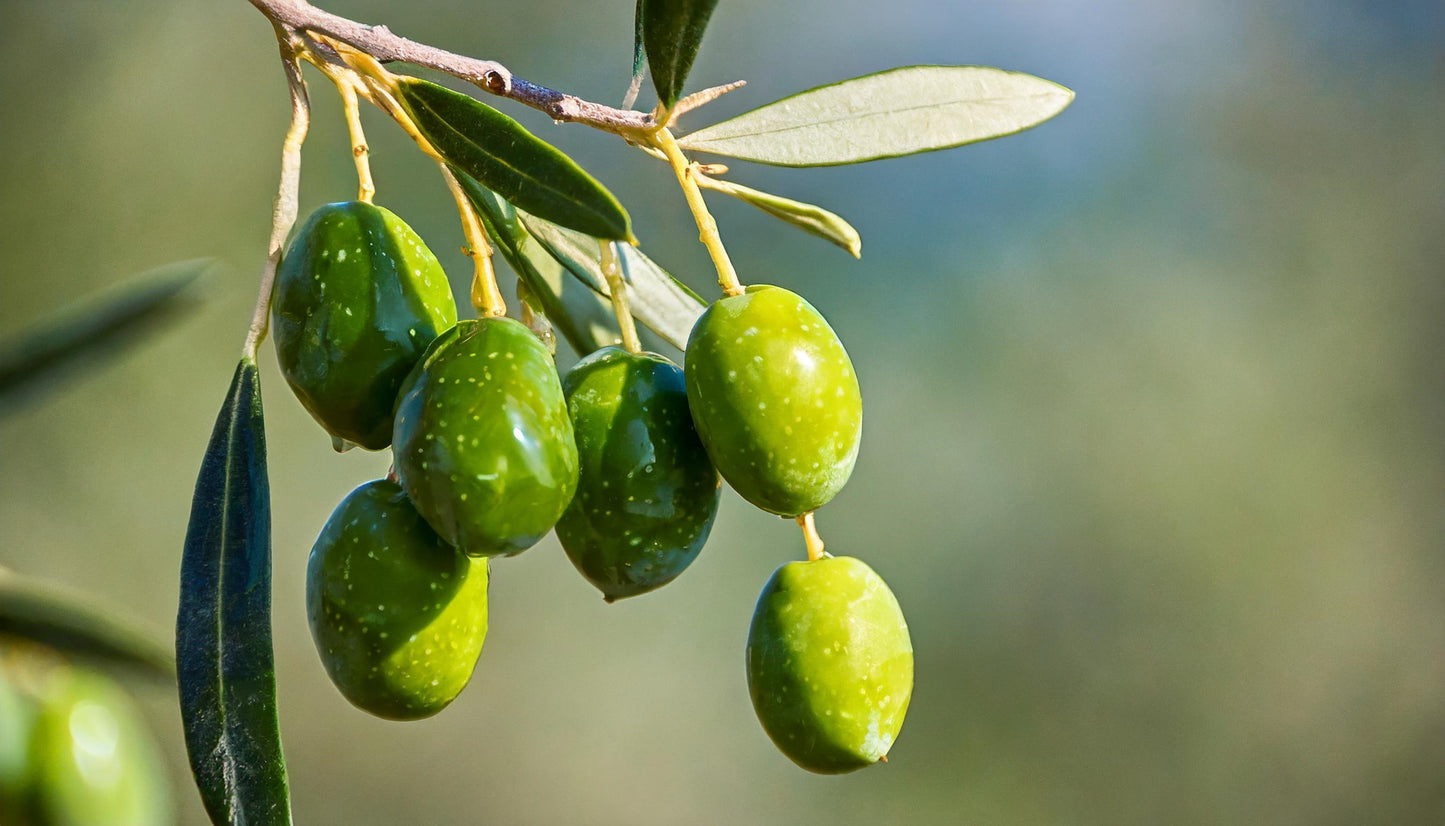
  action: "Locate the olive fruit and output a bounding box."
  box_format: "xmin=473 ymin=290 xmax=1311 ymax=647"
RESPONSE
xmin=555 ymin=347 xmax=721 ymax=600
xmin=747 ymin=556 xmax=912 ymax=773
xmin=685 ymin=285 xmax=862 ymax=517
xmin=393 ymin=317 xmax=579 ymax=557
xmin=272 ymin=201 xmax=457 ymax=450
xmin=307 ymin=479 xmax=489 ymax=720
xmin=1 ymin=664 xmax=172 ymax=826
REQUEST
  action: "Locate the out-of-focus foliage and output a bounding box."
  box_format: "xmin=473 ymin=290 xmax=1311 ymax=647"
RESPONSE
xmin=1 ymin=1 xmax=1442 ymax=824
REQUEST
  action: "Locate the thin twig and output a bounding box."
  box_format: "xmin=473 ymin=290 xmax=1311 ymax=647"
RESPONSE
xmin=247 ymin=0 xmax=655 ymax=136
xmin=600 ymin=241 xmax=641 ymax=354
xmin=243 ymin=30 xmax=311 ymax=360
xmin=654 ymin=128 xmax=743 ymax=296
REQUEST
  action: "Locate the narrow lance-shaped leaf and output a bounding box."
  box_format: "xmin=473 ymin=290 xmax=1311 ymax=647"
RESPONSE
xmin=517 ymin=213 xmax=705 ymax=350
xmin=0 ymin=570 xmax=175 ymax=681
xmin=697 ymin=176 xmax=862 ymax=257
xmin=397 ymin=78 xmax=634 ymax=242
xmin=641 ymin=0 xmax=720 ymax=109
xmin=622 ymin=0 xmax=647 ymax=110
xmin=0 ymin=260 xmax=210 ymax=416
xmin=454 ymin=169 xmax=621 ymax=355
xmin=677 ymin=65 xmax=1075 ymax=167
xmin=176 ymin=358 xmax=291 ymax=826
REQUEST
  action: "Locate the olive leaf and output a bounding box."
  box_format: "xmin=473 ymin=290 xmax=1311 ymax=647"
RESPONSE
xmin=640 ymin=0 xmax=720 ymax=110
xmin=0 ymin=260 xmax=209 ymax=416
xmin=176 ymin=358 xmax=291 ymax=826
xmin=677 ymin=65 xmax=1075 ymax=166
xmin=622 ymin=0 xmax=647 ymax=109
xmin=696 ymin=176 xmax=862 ymax=257
xmin=516 ymin=213 xmax=706 ymax=350
xmin=455 ymin=170 xmax=621 ymax=355
xmin=0 ymin=570 xmax=175 ymax=681
xmin=397 ymin=78 xmax=634 ymax=242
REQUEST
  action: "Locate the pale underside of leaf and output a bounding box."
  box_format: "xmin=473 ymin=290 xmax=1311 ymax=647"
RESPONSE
xmin=698 ymin=176 xmax=862 ymax=257
xmin=677 ymin=65 xmax=1075 ymax=166
xmin=516 ymin=213 xmax=705 ymax=350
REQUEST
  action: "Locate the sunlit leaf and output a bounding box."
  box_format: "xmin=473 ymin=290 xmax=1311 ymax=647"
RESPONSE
xmin=0 ymin=260 xmax=210 ymax=416
xmin=456 ymin=170 xmax=621 ymax=355
xmin=698 ymin=176 xmax=862 ymax=257
xmin=397 ymin=78 xmax=634 ymax=241
xmin=517 ymin=213 xmax=705 ymax=350
xmin=0 ymin=571 xmax=174 ymax=681
xmin=176 ymin=359 xmax=291 ymax=826
xmin=677 ymin=65 xmax=1074 ymax=166
xmin=641 ymin=0 xmax=720 ymax=109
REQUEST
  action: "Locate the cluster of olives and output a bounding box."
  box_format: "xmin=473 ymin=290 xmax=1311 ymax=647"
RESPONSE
xmin=274 ymin=200 xmax=912 ymax=772
xmin=0 ymin=654 xmax=171 ymax=826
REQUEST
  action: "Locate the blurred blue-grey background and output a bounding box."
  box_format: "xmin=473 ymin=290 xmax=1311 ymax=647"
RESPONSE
xmin=2 ymin=0 xmax=1444 ymax=822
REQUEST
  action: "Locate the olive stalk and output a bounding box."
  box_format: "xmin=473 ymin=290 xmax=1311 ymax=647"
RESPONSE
xmin=439 ymin=162 xmax=506 ymax=317
xmin=797 ymin=512 xmax=826 ymax=562
xmin=654 ymin=127 xmax=744 ymax=297
xmin=242 ymin=32 xmax=311 ymax=361
xmin=337 ymin=76 xmax=376 ymax=204
xmin=599 ymin=241 xmax=642 ymax=354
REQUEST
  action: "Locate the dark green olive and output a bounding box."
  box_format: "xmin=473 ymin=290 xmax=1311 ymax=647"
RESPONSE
xmin=392 ymin=317 xmax=579 ymax=557
xmin=684 ymin=285 xmax=862 ymax=517
xmin=272 ymin=201 xmax=457 ymax=450
xmin=555 ymin=347 xmax=720 ymax=601
xmin=307 ymin=480 xmax=488 ymax=721
xmin=747 ymin=555 xmax=913 ymax=774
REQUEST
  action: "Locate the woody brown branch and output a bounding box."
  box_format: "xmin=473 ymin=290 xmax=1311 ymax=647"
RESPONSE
xmin=245 ymin=0 xmax=656 ymax=136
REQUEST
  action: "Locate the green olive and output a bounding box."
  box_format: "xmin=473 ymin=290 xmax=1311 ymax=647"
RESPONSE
xmin=12 ymin=665 xmax=172 ymax=825
xmin=392 ymin=317 xmax=579 ymax=557
xmin=555 ymin=347 xmax=720 ymax=601
xmin=747 ymin=555 xmax=912 ymax=774
xmin=684 ymin=285 xmax=862 ymax=517
xmin=307 ymin=479 xmax=489 ymax=721
xmin=272 ymin=201 xmax=457 ymax=450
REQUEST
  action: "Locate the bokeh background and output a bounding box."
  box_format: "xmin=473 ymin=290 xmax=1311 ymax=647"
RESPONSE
xmin=3 ymin=0 xmax=1444 ymax=823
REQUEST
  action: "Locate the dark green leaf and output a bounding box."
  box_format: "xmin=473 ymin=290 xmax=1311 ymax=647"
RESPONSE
xmin=677 ymin=65 xmax=1075 ymax=166
xmin=697 ymin=176 xmax=862 ymax=257
xmin=176 ymin=359 xmax=290 ymax=826
xmin=0 ymin=260 xmax=210 ymax=416
xmin=397 ymin=78 xmax=633 ymax=241
xmin=623 ymin=0 xmax=647 ymax=109
xmin=455 ymin=170 xmax=620 ymax=355
xmin=517 ymin=213 xmax=705 ymax=350
xmin=641 ymin=0 xmax=719 ymax=109
xmin=0 ymin=571 xmax=174 ymax=681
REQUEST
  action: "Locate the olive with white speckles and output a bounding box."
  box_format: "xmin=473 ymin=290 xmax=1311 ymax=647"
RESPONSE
xmin=272 ymin=201 xmax=457 ymax=450
xmin=747 ymin=555 xmax=912 ymax=773
xmin=556 ymin=347 xmax=720 ymax=601
xmin=684 ymin=285 xmax=862 ymax=517
xmin=392 ymin=317 xmax=579 ymax=557
xmin=307 ymin=480 xmax=488 ymax=721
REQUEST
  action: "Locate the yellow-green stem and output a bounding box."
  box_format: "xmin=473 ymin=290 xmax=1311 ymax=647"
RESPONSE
xmin=654 ymin=128 xmax=743 ymax=297
xmin=600 ymin=241 xmax=641 ymax=354
xmin=438 ymin=162 xmax=505 ymax=317
xmin=338 ymin=77 xmax=375 ymax=203
xmin=243 ymin=42 xmax=310 ymax=360
xmin=797 ymin=512 xmax=826 ymax=562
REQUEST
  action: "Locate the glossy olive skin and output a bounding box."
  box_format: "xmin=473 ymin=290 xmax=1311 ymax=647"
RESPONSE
xmin=685 ymin=285 xmax=862 ymax=517
xmin=555 ymin=348 xmax=721 ymax=601
xmin=307 ymin=480 xmax=489 ymax=720
xmin=393 ymin=317 xmax=579 ymax=557
xmin=272 ymin=201 xmax=457 ymax=450
xmin=0 ymin=664 xmax=172 ymax=826
xmin=747 ymin=556 xmax=913 ymax=774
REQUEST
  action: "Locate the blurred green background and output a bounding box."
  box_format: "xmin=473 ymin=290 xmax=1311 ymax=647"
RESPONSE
xmin=3 ymin=0 xmax=1444 ymax=823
